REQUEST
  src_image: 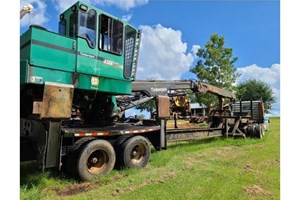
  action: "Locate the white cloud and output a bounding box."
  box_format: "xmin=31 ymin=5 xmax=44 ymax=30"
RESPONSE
xmin=98 ymin=0 xmax=149 ymax=11
xmin=137 ymin=24 xmax=195 ymax=80
xmin=191 ymin=45 xmax=201 ymax=57
xmin=51 ymin=0 xmax=81 ymax=12
xmin=20 ymin=0 xmax=49 ymax=27
xmin=51 ymin=0 xmax=148 ymax=12
xmin=122 ymin=13 xmax=133 ymax=22
xmin=236 ymin=64 xmax=280 ymax=116
xmin=236 ymin=64 xmax=280 ymax=88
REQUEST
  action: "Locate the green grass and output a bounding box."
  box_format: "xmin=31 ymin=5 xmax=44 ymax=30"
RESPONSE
xmin=20 ymin=118 xmax=280 ymax=200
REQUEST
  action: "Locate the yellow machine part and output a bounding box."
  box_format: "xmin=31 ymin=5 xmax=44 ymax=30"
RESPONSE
xmin=174 ymin=96 xmax=189 ymax=107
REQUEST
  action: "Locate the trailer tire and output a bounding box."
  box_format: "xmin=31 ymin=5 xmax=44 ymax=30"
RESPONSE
xmin=121 ymin=136 xmax=150 ymax=169
xmin=65 ymin=137 xmax=95 ymax=178
xmin=114 ymin=135 xmax=133 ymax=169
xmin=247 ymin=125 xmax=255 ymax=137
xmin=254 ymin=124 xmax=263 ymax=139
xmin=77 ymin=139 xmax=116 ymax=181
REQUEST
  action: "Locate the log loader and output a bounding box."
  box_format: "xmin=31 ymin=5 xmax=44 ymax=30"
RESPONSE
xmin=20 ymin=1 xmax=266 ymax=181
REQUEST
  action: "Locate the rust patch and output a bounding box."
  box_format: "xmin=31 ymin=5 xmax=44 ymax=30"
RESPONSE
xmin=157 ymin=96 xmax=170 ymax=119
xmin=41 ymin=82 xmax=74 ymax=119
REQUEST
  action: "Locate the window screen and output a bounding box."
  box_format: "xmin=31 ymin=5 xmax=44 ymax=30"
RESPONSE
xmin=123 ymin=26 xmax=137 ymax=79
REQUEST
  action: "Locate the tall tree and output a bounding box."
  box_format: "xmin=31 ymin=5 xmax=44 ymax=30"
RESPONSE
xmin=236 ymin=79 xmax=276 ymax=113
xmin=190 ymin=33 xmax=239 ymax=110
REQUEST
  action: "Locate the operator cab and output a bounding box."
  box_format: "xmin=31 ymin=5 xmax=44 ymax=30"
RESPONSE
xmin=20 ymin=1 xmax=140 ymax=95
xmin=58 ymin=1 xmax=140 ymax=82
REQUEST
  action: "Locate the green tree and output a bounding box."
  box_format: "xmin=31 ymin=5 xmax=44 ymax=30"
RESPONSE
xmin=135 ymin=99 xmax=156 ymax=118
xmin=190 ymin=33 xmax=239 ymax=110
xmin=236 ymin=79 xmax=276 ymax=113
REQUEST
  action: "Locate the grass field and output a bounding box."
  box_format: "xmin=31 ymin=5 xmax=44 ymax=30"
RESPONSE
xmin=20 ymin=118 xmax=280 ymax=200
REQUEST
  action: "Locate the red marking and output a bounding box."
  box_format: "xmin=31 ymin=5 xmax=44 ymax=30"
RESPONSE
xmin=103 ymin=132 xmax=109 ymax=136
xmin=92 ymin=133 xmax=98 ymax=136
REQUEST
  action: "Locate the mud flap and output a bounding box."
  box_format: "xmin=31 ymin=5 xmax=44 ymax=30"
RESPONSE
xmin=44 ymin=121 xmax=62 ymax=170
xmin=30 ymin=120 xmax=47 ymax=172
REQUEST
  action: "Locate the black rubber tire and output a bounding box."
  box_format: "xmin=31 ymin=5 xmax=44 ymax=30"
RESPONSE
xmin=254 ymin=124 xmax=262 ymax=139
xmin=114 ymin=135 xmax=133 ymax=169
xmin=65 ymin=137 xmax=95 ymax=178
xmin=246 ymin=125 xmax=254 ymax=137
xmin=121 ymin=136 xmax=150 ymax=169
xmin=77 ymin=139 xmax=116 ymax=181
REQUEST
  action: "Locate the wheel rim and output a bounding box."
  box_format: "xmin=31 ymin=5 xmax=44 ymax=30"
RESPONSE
xmin=130 ymin=144 xmax=146 ymax=165
xmin=87 ymin=150 xmax=108 ymax=174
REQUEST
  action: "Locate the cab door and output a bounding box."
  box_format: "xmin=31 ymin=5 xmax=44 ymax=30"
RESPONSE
xmin=75 ymin=9 xmax=99 ymax=76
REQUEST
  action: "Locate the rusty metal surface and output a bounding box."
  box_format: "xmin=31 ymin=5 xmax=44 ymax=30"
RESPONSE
xmin=198 ymin=82 xmax=236 ymax=99
xmin=156 ymin=96 xmax=170 ymax=119
xmin=40 ymin=82 xmax=74 ymax=119
xmin=32 ymin=101 xmax=42 ymax=114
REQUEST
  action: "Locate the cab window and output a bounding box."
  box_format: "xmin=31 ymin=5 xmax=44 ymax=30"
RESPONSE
xmin=69 ymin=12 xmax=78 ymax=37
xmin=99 ymin=14 xmax=123 ymax=54
xmin=59 ymin=19 xmax=66 ymax=35
xmin=78 ymin=9 xmax=96 ymax=48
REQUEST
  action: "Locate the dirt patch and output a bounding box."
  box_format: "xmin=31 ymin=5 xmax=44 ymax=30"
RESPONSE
xmin=243 ymin=164 xmax=254 ymax=173
xmin=52 ymin=173 xmax=128 ymax=196
xmin=52 ymin=182 xmax=98 ymax=196
xmin=167 ymin=120 xmax=201 ymax=129
xmin=111 ymin=170 xmax=177 ymax=196
xmin=214 ymin=146 xmax=237 ymax=157
xmin=262 ymin=159 xmax=280 ymax=168
xmin=244 ymin=184 xmax=271 ymax=196
xmin=161 ymin=170 xmax=176 ymax=181
xmin=185 ymin=157 xmax=197 ymax=169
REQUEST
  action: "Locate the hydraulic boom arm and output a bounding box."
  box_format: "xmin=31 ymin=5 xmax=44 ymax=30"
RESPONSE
xmin=117 ymin=80 xmax=235 ymax=112
xmin=131 ymin=80 xmax=235 ymax=99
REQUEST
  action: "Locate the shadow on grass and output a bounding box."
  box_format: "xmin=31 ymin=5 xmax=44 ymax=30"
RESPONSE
xmin=20 ymin=161 xmax=77 ymax=189
xmin=166 ymin=135 xmax=263 ymax=150
xmin=167 ymin=137 xmax=219 ymax=149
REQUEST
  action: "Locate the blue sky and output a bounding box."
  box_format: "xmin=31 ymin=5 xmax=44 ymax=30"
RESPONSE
xmin=20 ymin=0 xmax=280 ymax=116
